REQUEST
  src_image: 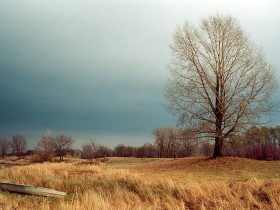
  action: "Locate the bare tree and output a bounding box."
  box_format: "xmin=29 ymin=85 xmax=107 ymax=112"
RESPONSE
xmin=179 ymin=128 xmax=198 ymax=157
xmin=135 ymin=143 xmax=157 ymax=158
xmin=113 ymin=144 xmax=135 ymax=157
xmin=89 ymin=142 xmax=112 ymax=158
xmin=36 ymin=131 xmax=55 ymax=154
xmin=153 ymin=128 xmax=166 ymax=158
xmin=95 ymin=145 xmax=112 ymax=158
xmin=53 ymin=134 xmax=74 ymax=160
xmin=200 ymin=142 xmax=214 ymax=157
xmin=0 ymin=138 xmax=10 ymax=159
xmin=154 ymin=127 xmax=180 ymax=158
xmin=37 ymin=133 xmax=74 ymax=160
xmin=165 ymin=14 xmax=278 ymax=158
xmin=271 ymin=126 xmax=280 ymax=159
xmin=166 ymin=127 xmax=179 ymax=158
xmin=82 ymin=143 xmax=95 ymax=160
xmin=11 ymin=135 xmax=27 ymax=157
xmin=33 ymin=132 xmax=56 ymax=162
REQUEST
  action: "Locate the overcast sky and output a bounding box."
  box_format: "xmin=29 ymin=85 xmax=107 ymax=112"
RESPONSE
xmin=0 ymin=0 xmax=279 ymax=148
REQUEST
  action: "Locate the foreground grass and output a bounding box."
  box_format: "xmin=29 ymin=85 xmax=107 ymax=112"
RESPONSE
xmin=0 ymin=157 xmax=280 ymax=209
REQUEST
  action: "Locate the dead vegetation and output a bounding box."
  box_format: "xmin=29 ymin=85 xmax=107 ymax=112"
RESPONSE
xmin=0 ymin=157 xmax=280 ymax=209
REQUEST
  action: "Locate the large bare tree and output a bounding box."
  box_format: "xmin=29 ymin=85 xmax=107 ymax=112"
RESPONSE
xmin=165 ymin=14 xmax=278 ymax=158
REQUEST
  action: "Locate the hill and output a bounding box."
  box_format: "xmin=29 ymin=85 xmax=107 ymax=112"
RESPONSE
xmin=107 ymin=157 xmax=280 ymax=182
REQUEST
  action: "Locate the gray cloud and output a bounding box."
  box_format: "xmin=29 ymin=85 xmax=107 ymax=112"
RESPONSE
xmin=0 ymin=0 xmax=279 ymax=148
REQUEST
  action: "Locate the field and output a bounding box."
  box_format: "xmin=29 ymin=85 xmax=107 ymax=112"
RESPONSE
xmin=1 ymin=157 xmax=280 ymax=209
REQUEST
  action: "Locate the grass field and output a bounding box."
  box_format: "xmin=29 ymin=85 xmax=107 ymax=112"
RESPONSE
xmin=1 ymin=157 xmax=280 ymax=209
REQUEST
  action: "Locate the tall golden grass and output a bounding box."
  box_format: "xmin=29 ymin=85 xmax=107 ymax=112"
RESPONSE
xmin=0 ymin=157 xmax=280 ymax=209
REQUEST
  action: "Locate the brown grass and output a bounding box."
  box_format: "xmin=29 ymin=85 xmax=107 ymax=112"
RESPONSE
xmin=111 ymin=157 xmax=280 ymax=182
xmin=0 ymin=157 xmax=280 ymax=209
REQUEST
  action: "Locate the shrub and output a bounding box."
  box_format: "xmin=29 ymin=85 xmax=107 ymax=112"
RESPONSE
xmin=30 ymin=152 xmax=53 ymax=163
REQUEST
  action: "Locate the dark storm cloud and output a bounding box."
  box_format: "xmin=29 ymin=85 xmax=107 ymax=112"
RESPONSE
xmin=0 ymin=0 xmax=175 ymax=147
xmin=0 ymin=0 xmax=279 ymax=147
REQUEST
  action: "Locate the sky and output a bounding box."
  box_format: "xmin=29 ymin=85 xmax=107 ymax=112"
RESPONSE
xmin=0 ymin=0 xmax=280 ymax=149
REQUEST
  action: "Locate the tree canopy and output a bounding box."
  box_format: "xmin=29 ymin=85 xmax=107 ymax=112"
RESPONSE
xmin=165 ymin=14 xmax=278 ymax=158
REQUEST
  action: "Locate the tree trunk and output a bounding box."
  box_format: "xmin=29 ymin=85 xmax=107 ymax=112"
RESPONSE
xmin=213 ymin=99 xmax=224 ymax=158
xmin=212 ymin=72 xmax=224 ymax=159
xmin=213 ymin=136 xmax=224 ymax=158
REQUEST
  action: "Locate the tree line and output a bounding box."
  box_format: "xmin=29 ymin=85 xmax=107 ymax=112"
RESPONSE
xmin=1 ymin=125 xmax=280 ymax=161
xmin=153 ymin=126 xmax=280 ymax=160
xmin=153 ymin=127 xmax=212 ymax=158
xmin=0 ymin=131 xmax=211 ymax=161
xmin=80 ymin=139 xmax=213 ymax=160
xmin=0 ymin=135 xmax=27 ymax=158
xmin=47 ymin=125 xmax=280 ymax=160
xmin=0 ymin=133 xmax=75 ymax=161
xmin=224 ymin=126 xmax=280 ymax=160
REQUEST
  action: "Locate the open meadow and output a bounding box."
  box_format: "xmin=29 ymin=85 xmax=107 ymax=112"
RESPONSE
xmin=1 ymin=157 xmax=280 ymax=209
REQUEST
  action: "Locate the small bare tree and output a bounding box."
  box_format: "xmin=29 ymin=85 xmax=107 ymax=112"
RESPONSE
xmin=34 ymin=132 xmax=56 ymax=162
xmin=179 ymin=128 xmax=198 ymax=157
xmin=82 ymin=143 xmax=95 ymax=160
xmin=11 ymin=135 xmax=27 ymax=157
xmin=82 ymin=141 xmax=112 ymax=160
xmin=0 ymin=138 xmax=10 ymax=159
xmin=36 ymin=133 xmax=74 ymax=161
xmin=53 ymin=134 xmax=74 ymax=161
xmin=166 ymin=14 xmax=278 ymax=158
xmin=153 ymin=128 xmax=166 ymax=158
xmin=154 ymin=127 xmax=180 ymax=158
xmin=166 ymin=127 xmax=179 ymax=158
xmin=36 ymin=132 xmax=55 ymax=154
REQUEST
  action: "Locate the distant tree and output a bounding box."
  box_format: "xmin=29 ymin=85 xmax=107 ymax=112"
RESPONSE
xmin=200 ymin=142 xmax=214 ymax=157
xmin=81 ymin=143 xmax=95 ymax=160
xmin=36 ymin=133 xmax=74 ymax=161
xmin=165 ymin=14 xmax=278 ymax=158
xmin=113 ymin=144 xmax=135 ymax=157
xmin=68 ymin=149 xmax=82 ymax=158
xmin=242 ymin=126 xmax=276 ymax=160
xmin=270 ymin=126 xmax=280 ymax=159
xmin=11 ymin=135 xmax=27 ymax=157
xmin=221 ymin=125 xmax=280 ymax=160
xmin=34 ymin=132 xmax=56 ymax=162
xmin=223 ymin=134 xmax=244 ymax=157
xmin=143 ymin=143 xmax=157 ymax=158
xmin=136 ymin=143 xmax=157 ymax=158
xmin=95 ymin=145 xmax=112 ymax=158
xmin=82 ymin=142 xmax=112 ymax=160
xmin=153 ymin=128 xmax=166 ymax=158
xmin=53 ymin=134 xmax=74 ymax=160
xmin=154 ymin=127 xmax=181 ymax=158
xmin=166 ymin=127 xmax=179 ymax=158
xmin=179 ymin=128 xmax=198 ymax=157
xmin=146 ymin=143 xmax=157 ymax=158
xmin=113 ymin=144 xmax=126 ymax=157
xmin=0 ymin=138 xmax=10 ymax=159
xmin=36 ymin=132 xmax=55 ymax=154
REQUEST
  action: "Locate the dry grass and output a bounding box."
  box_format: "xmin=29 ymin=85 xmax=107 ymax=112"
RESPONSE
xmin=110 ymin=157 xmax=280 ymax=182
xmin=0 ymin=157 xmax=280 ymax=209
